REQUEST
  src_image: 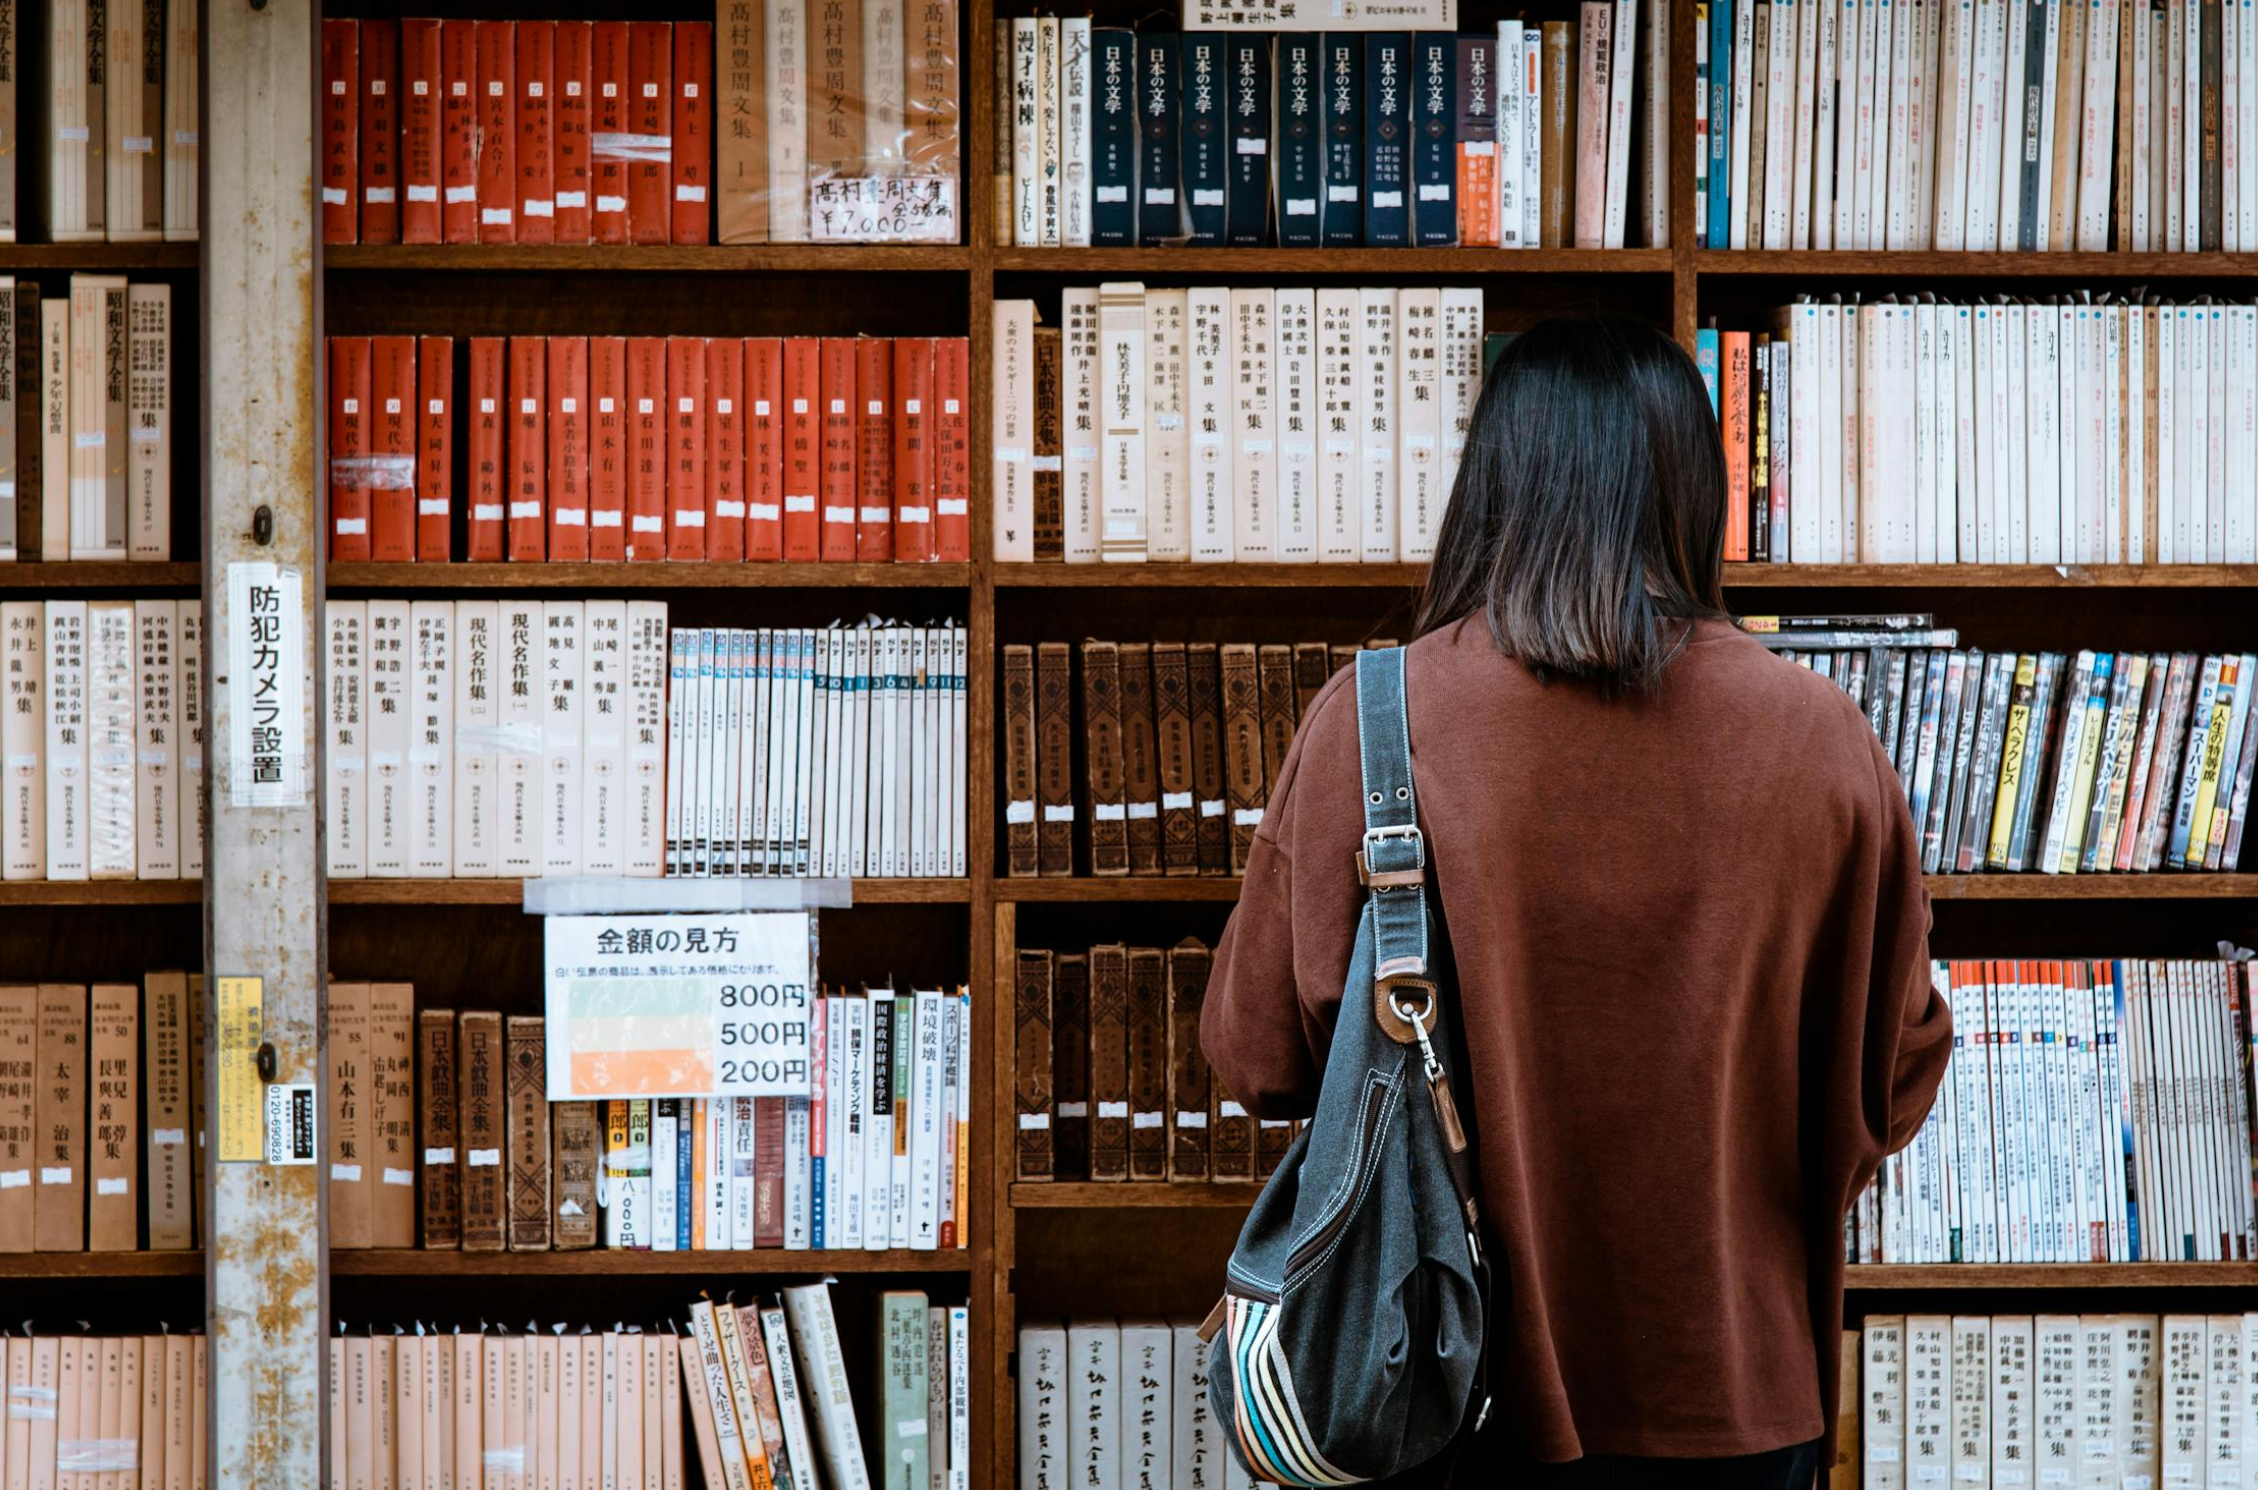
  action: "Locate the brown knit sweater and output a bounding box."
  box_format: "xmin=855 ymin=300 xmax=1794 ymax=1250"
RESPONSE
xmin=1201 ymin=616 xmax=1951 ymax=1462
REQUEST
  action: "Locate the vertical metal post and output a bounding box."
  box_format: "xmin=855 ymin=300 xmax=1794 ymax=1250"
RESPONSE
xmin=201 ymin=0 xmax=326 ymax=1484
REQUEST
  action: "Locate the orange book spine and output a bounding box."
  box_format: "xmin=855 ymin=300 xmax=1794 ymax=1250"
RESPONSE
xmin=817 ymin=339 xmax=858 ymax=562
xmin=892 ymin=338 xmax=935 ymax=563
xmin=415 ymin=337 xmax=454 ymax=562
xmin=515 ymin=21 xmax=556 ymax=245
xmin=671 ymin=23 xmax=713 ymax=245
xmin=506 ymin=337 xmax=548 ymax=561
xmin=588 ymin=337 xmax=629 ymax=561
xmin=474 ymin=21 xmax=518 ymax=243
xmin=547 ymin=336 xmax=591 ymax=561
xmin=625 ymin=338 xmax=668 ymax=561
xmin=553 ymin=21 xmax=594 ymax=244
xmin=933 ymin=337 xmax=970 ymax=562
xmin=321 ymin=20 xmax=360 ymax=244
xmin=358 ymin=20 xmax=401 ymax=244
xmin=706 ymin=338 xmax=747 ymax=561
xmin=665 ymin=337 xmax=708 ymax=561
xmin=590 ymin=22 xmax=632 ymax=245
xmin=1720 ymin=330 xmax=1751 ymax=563
xmin=1456 ymin=149 xmax=1497 ymax=248
xmin=368 ymin=336 xmax=418 ymax=563
xmin=780 ymin=338 xmax=822 ymax=561
xmin=465 ymin=338 xmax=508 ymax=561
xmin=328 ymin=337 xmax=373 ymax=562
xmin=854 ymin=339 xmax=894 ymax=562
xmin=439 ymin=21 xmax=479 ymax=244
xmin=398 ymin=18 xmax=444 ymax=244
xmin=746 ymin=339 xmax=785 ymax=562
xmin=627 ymin=23 xmax=674 ymax=245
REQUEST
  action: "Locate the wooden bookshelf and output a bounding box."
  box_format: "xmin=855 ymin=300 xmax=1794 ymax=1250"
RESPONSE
xmin=0 ymin=244 xmax=201 ymax=271
xmin=0 ymin=880 xmax=202 ymax=905
xmin=0 ymin=563 xmax=202 ymax=589
xmin=0 ymin=1251 xmax=205 ymax=1279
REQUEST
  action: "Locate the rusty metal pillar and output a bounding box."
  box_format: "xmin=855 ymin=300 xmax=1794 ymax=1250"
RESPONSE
xmin=200 ymin=0 xmax=326 ymax=1484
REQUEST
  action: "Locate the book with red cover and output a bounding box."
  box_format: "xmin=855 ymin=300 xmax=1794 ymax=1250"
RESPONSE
xmin=465 ymin=338 xmax=507 ymax=561
xmin=665 ymin=337 xmax=707 ymax=561
xmin=416 ymin=337 xmax=454 ymax=561
xmin=589 ymin=22 xmax=631 ymax=245
xmin=626 ymin=23 xmax=673 ymax=244
xmin=588 ymin=337 xmax=628 ymax=560
xmin=399 ymin=19 xmax=445 ymax=244
xmin=369 ymin=336 xmax=417 ymax=562
xmin=705 ymin=338 xmax=746 ymax=561
xmin=752 ymin=1096 xmax=785 ymax=1247
xmin=507 ymin=338 xmax=547 ymax=560
xmin=552 ymin=21 xmax=594 ymax=243
xmin=817 ymin=339 xmax=857 ymax=562
xmin=514 ymin=21 xmax=556 ymax=244
xmin=854 ymin=340 xmax=894 ymax=561
xmin=625 ymin=338 xmax=667 ymax=561
xmin=328 ymin=338 xmax=373 ymax=560
xmin=670 ymin=22 xmax=713 ymax=245
xmin=358 ymin=19 xmax=401 ymax=243
xmin=440 ymin=20 xmax=480 ymax=243
xmin=780 ymin=338 xmax=821 ymax=561
xmin=547 ymin=337 xmax=590 ymax=560
xmin=321 ymin=20 xmax=359 ymax=243
xmin=475 ymin=21 xmax=517 ymax=243
xmin=933 ymin=337 xmax=970 ymax=562
xmin=892 ymin=338 xmax=935 ymax=563
xmin=745 ymin=339 xmax=784 ymax=561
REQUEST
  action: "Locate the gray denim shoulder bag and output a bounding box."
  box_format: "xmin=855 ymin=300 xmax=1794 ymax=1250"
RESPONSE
xmin=1201 ymin=644 xmax=1493 ymax=1486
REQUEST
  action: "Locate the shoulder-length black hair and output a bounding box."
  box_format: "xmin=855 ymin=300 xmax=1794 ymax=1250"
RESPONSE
xmin=1413 ymin=314 xmax=1729 ymax=694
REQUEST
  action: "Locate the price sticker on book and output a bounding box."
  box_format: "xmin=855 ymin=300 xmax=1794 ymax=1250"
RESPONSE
xmin=543 ymin=911 xmax=814 ymax=1099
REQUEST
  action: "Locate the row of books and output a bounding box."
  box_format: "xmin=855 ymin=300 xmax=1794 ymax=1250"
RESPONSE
xmin=330 ymin=987 xmax=972 ymax=1254
xmin=33 ymin=0 xmax=200 ymax=242
xmin=1701 ymin=297 xmax=2258 ymax=566
xmin=0 ymin=279 xmax=176 ymax=564
xmin=1015 ymin=1318 xmax=1261 ymax=1490
xmin=996 ymin=17 xmax=1668 ymax=250
xmin=1013 ymin=941 xmax=1293 ymax=1186
xmin=325 ymin=336 xmax=973 ymax=566
xmin=1756 ymin=628 xmax=2258 ymax=874
xmin=319 ymin=7 xmax=959 ymax=247
xmin=1002 ymin=638 xmax=1385 ymax=879
xmin=0 ymin=977 xmax=204 ymax=1254
xmin=1850 ymin=958 xmax=2256 ymax=1266
xmin=1696 ymin=0 xmax=2257 ymax=254
xmin=0 ymin=1334 xmax=208 ymax=1490
xmin=992 ymin=287 xmax=1485 ymax=566
xmin=2 ymin=602 xmax=204 ymax=885
xmin=1843 ymin=1314 xmax=2258 ymax=1490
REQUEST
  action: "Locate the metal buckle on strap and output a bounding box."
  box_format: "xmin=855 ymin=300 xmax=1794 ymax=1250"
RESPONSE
xmin=1356 ymin=824 xmax=1425 ymax=889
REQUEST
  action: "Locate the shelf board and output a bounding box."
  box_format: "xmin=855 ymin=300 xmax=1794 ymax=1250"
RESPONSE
xmin=328 ymin=877 xmax=972 ymax=905
xmin=994 ymin=563 xmax=1427 ymax=589
xmin=0 ymin=880 xmax=200 ymax=905
xmin=328 ymin=562 xmax=972 ymax=590
xmin=0 ymin=1250 xmax=202 ymax=1278
xmin=323 ymin=244 xmax=970 ymax=273
xmin=1013 ymin=1183 xmax=1261 ymax=1208
xmin=1843 ymin=1263 xmax=2258 ymax=1289
xmin=0 ymin=562 xmax=200 ymax=589
xmin=332 ymin=1248 xmax=969 ymax=1275
xmin=996 ymin=878 xmax=1249 ymax=902
xmin=1696 ymin=250 xmax=2258 ymax=277
xmin=997 ymin=875 xmax=2258 ymax=903
xmin=0 ymin=243 xmax=199 ymax=270
xmin=1727 ymin=563 xmax=2258 ymax=588
xmin=993 ymin=247 xmax=1674 ymax=274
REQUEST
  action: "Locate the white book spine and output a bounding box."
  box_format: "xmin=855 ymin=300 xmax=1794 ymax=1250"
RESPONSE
xmin=1274 ymin=289 xmax=1318 ymax=564
xmin=2079 ymin=0 xmax=2125 ymax=247
xmin=1951 ymin=1316 xmax=1993 ymax=1483
xmin=627 ymin=601 xmax=668 ymax=877
xmin=2186 ymin=0 xmax=2203 ymax=248
xmin=1819 ymin=301 xmax=1846 ymax=562
xmin=1731 ymin=0 xmax=1759 ymax=248
xmin=2160 ymin=1317 xmax=2206 ymax=1489
xmin=1394 ymin=287 xmax=1443 ymax=562
xmin=1603 ymin=0 xmax=1640 ymax=248
xmin=1038 ymin=17 xmax=1063 ymax=248
xmin=1991 ymin=1316 xmax=2036 ymax=1481
xmin=1835 ymin=0 xmax=1867 ymax=247
xmin=499 ymin=602 xmax=543 ymax=876
xmin=1863 ymin=0 xmax=1894 ymax=248
xmin=1966 ymin=0 xmax=2002 ymax=248
xmin=1438 ymin=288 xmax=1484 ymax=532
xmin=1060 ymin=19 xmax=1092 ymax=248
xmin=1357 ymin=287 xmax=1398 ymax=562
xmin=1643 ymin=0 xmax=1671 ymax=246
xmin=713 ymin=1097 xmax=742 ymax=1251
xmin=2207 ymin=306 xmax=2227 ymax=560
xmin=541 ymin=600 xmax=584 ymax=877
xmin=783 ymin=1285 xmax=874 ymax=1490
xmin=1060 ymin=291 xmax=1102 ymax=565
xmin=1226 ymin=287 xmax=1276 ymax=562
xmin=126 ymin=285 xmax=169 ymax=561
xmin=2031 ymin=0 xmax=2063 ymax=249
xmin=177 ymin=606 xmax=201 ymax=878
xmin=1143 ymin=289 xmax=1191 ymax=563
xmin=910 ymin=987 xmax=944 ymax=1249
xmin=1916 ymin=300 xmax=1940 ymax=561
xmin=1169 ymin=1323 xmax=1213 ymax=1490
xmin=764 ymin=0 xmax=808 ymax=241
xmin=2234 ymin=307 xmax=2258 ymax=562
xmin=991 ymin=300 xmax=1037 ymax=563
xmin=1521 ymin=30 xmax=1543 ymax=248
xmin=1315 ymin=289 xmax=1361 ymax=562
xmin=1097 ymin=282 xmax=1149 ymax=563
xmin=2 ymin=604 xmax=43 ymax=879
xmin=1764 ymin=0 xmax=1800 ymax=249
xmin=760 ymin=1304 xmax=825 ymax=1486
xmin=1188 ymin=288 xmax=1234 ymax=562
xmin=1068 ymin=1319 xmax=1122 ymax=1490
xmin=84 ymin=600 xmax=133 ymax=879
xmin=2134 ymin=0 xmax=2155 ymax=248
xmin=2243 ymin=0 xmax=2258 ymax=250
xmin=325 ymin=601 xmax=369 ymax=879
xmin=1020 ymin=1322 xmax=1068 ymax=1490
xmin=1864 ymin=1316 xmax=1908 ymax=1490
xmin=1793 ymin=0 xmax=1826 ymax=247
xmin=366 ymin=599 xmax=410 ymax=878
xmin=1498 ymin=21 xmax=1525 ymax=245
xmin=408 ymin=600 xmax=453 ymax=878
xmin=649 ymin=1102 xmax=677 ymax=1252
xmin=838 ymin=992 xmax=867 ymax=1248
xmin=449 ymin=600 xmax=497 ymax=877
xmin=577 ymin=600 xmax=627 ymax=875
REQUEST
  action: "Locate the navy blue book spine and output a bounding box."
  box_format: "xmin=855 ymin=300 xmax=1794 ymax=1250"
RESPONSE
xmin=1138 ymin=33 xmax=1181 ymax=244
xmin=1320 ymin=34 xmax=1362 ymax=246
xmin=1409 ymin=32 xmax=1456 ymax=245
xmin=1180 ymin=34 xmax=1227 ymax=246
xmin=1225 ymin=37 xmax=1272 ymax=246
xmin=1274 ymin=35 xmax=1322 ymax=246
xmin=1091 ymin=30 xmax=1138 ymax=246
xmin=1362 ymin=33 xmax=1410 ymax=247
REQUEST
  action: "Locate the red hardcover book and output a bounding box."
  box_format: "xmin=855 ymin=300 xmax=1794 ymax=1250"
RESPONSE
xmin=552 ymin=21 xmax=594 ymax=243
xmin=547 ymin=337 xmax=591 ymax=561
xmin=439 ymin=21 xmax=479 ymax=243
xmin=328 ymin=337 xmax=372 ymax=560
xmin=751 ymin=1097 xmax=785 ymax=1247
xmin=466 ymin=338 xmax=508 ymax=560
xmin=665 ymin=337 xmax=707 ymax=561
xmin=589 ymin=22 xmax=632 ymax=245
xmin=933 ymin=337 xmax=970 ymax=562
xmin=817 ymin=340 xmax=857 ymax=562
xmin=507 ymin=338 xmax=547 ymax=560
xmin=705 ymin=338 xmax=746 ymax=561
xmin=416 ymin=337 xmax=454 ymax=561
xmin=514 ymin=21 xmax=556 ymax=244
xmin=588 ymin=337 xmax=628 ymax=560
xmin=369 ymin=336 xmax=417 ymax=562
xmin=780 ymin=339 xmax=821 ymax=561
xmin=625 ymin=338 xmax=668 ymax=561
xmin=670 ymin=22 xmax=712 ymax=245
xmin=626 ymin=23 xmax=674 ymax=245
xmin=892 ymin=338 xmax=935 ymax=563
xmin=398 ymin=19 xmax=444 ymax=244
xmin=358 ymin=20 xmax=401 ymax=243
xmin=854 ymin=339 xmax=894 ymax=562
xmin=475 ymin=21 xmax=517 ymax=243
xmin=320 ymin=20 xmax=359 ymax=244
xmin=745 ymin=339 xmax=784 ymax=561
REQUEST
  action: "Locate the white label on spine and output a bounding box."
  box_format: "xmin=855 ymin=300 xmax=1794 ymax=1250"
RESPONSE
xmin=1232 ymin=808 xmax=1264 ymax=826
xmin=407 ymin=185 xmax=439 ymax=202
xmin=1328 ymin=185 xmax=1358 ymax=202
xmin=38 ymin=1167 xmax=70 ymax=1184
xmin=1096 ymin=1101 xmax=1130 ymax=1118
xmin=330 ymin=1163 xmax=361 ymax=1182
xmin=424 ymin=1146 xmax=456 ymax=1165
xmin=1127 ymin=802 xmax=1158 ymax=819
xmin=1093 ymin=803 xmax=1126 ymax=821
xmin=508 ymin=501 xmax=542 ymax=519
xmin=418 ymin=499 xmax=449 ymax=515
xmin=1371 ymin=190 xmax=1404 ymax=207
xmin=0 ymin=1170 xmax=26 ymax=1189
xmin=1096 ymin=186 xmax=1129 ymax=202
xmin=1193 ymin=189 xmax=1225 ymax=206
xmin=364 ymin=186 xmax=396 ymax=203
xmin=383 ymin=1168 xmax=415 ymax=1186
xmin=95 ymin=1177 xmax=127 ymax=1195
xmin=676 ymin=185 xmax=708 ymax=202
xmin=1175 ymin=1111 xmax=1208 ymax=1128
xmin=1200 ymin=798 xmax=1225 ymax=816
xmin=1132 ymin=1112 xmax=1163 ymax=1129
xmin=1161 ymin=791 xmax=1193 ymax=810
xmin=1145 ymin=187 xmax=1176 ymax=205
xmin=1218 ymin=1101 xmax=1247 ymax=1119
xmin=937 ymin=498 xmax=969 ymax=515
xmin=556 ymin=191 xmax=587 ymax=208
xmin=1016 ymin=1113 xmax=1050 ymax=1129
xmin=1042 ymin=804 xmax=1075 ymax=822
xmin=467 ymin=1148 xmax=502 ymax=1167
xmin=1005 ymin=799 xmax=1036 ymax=824
xmin=445 ymin=185 xmax=476 ymax=203
xmin=1056 ymin=1102 xmax=1088 ymax=1118
xmin=153 ymin=1129 xmax=185 ymax=1146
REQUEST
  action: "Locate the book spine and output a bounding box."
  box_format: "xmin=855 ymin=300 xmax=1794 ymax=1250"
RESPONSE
xmin=1364 ymin=34 xmax=1410 ymax=246
xmin=1226 ymin=36 xmax=1271 ymax=246
xmin=1181 ymin=35 xmax=1226 ymax=245
xmin=672 ymin=22 xmax=712 ymax=245
xmin=514 ymin=20 xmax=554 ymax=244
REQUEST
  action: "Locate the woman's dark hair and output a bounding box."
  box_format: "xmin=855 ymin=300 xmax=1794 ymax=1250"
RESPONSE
xmin=1413 ymin=314 xmax=1728 ymax=694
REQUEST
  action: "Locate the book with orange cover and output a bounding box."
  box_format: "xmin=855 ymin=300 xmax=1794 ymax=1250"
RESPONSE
xmin=706 ymin=338 xmax=747 ymax=561
xmin=506 ymin=337 xmax=548 ymax=561
xmin=626 ymin=23 xmax=674 ymax=245
xmin=552 ymin=21 xmax=594 ymax=244
xmin=440 ymin=21 xmax=479 ymax=243
xmin=369 ymin=983 xmax=416 ymax=1249
xmin=514 ymin=20 xmax=556 ymax=245
xmin=321 ymin=20 xmax=360 ymax=244
xmin=465 ymin=338 xmax=508 ymax=561
xmin=590 ymin=22 xmax=632 ymax=246
xmin=666 ymin=337 xmax=708 ymax=561
xmin=780 ymin=339 xmax=822 ymax=561
xmin=745 ymin=339 xmax=785 ymax=561
xmin=891 ymin=339 xmax=935 ymax=563
xmin=0 ymin=987 xmax=35 ymax=1251
xmin=327 ymin=981 xmax=371 ymax=1249
xmin=398 ymin=19 xmax=444 ymax=244
xmin=474 ymin=21 xmax=518 ymax=243
xmin=359 ymin=20 xmax=402 ymax=245
xmin=854 ymin=339 xmax=894 ymax=562
xmin=671 ymin=23 xmax=713 ymax=246
xmin=413 ymin=337 xmax=454 ymax=561
xmin=933 ymin=337 xmax=970 ymax=562
xmin=817 ymin=340 xmax=858 ymax=562
xmin=86 ymin=983 xmax=138 ymax=1250
xmin=329 ymin=337 xmax=373 ymax=562
xmin=457 ymin=1010 xmax=506 ymax=1251
xmin=626 ymin=338 xmax=668 ymax=561
xmin=369 ymin=336 xmax=418 ymax=563
xmin=1720 ymin=329 xmax=1750 ymax=562
xmin=589 ymin=337 xmax=629 ymax=562
xmin=548 ymin=336 xmax=592 ymax=561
